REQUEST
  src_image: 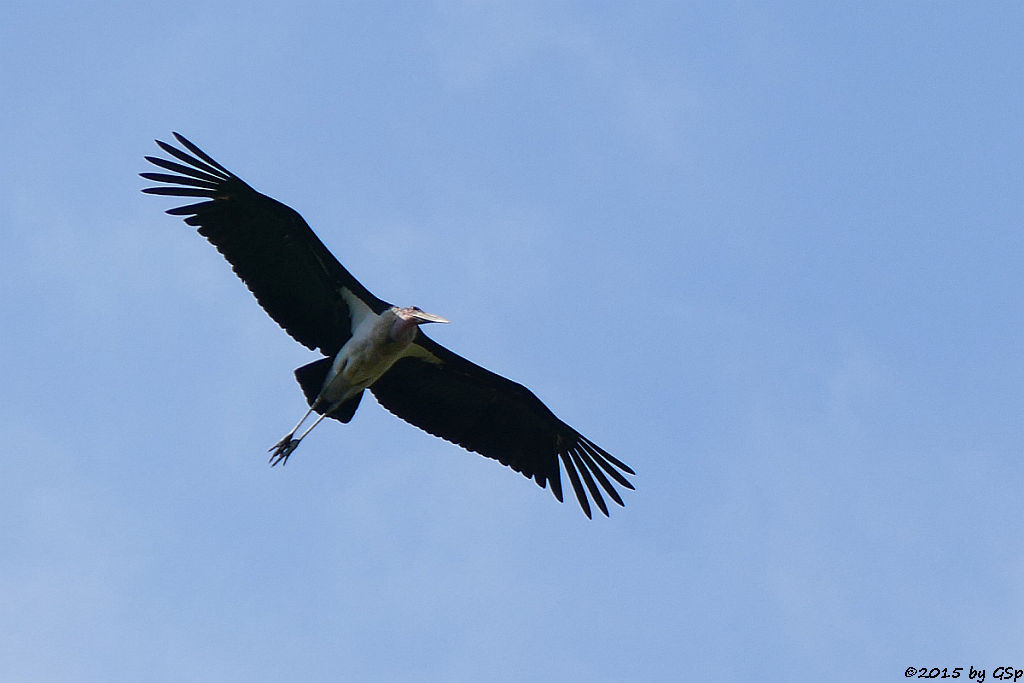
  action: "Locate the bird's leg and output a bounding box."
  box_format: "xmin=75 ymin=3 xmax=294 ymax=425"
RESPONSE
xmin=267 ymin=400 xmax=340 ymax=467
xmin=268 ymin=404 xmax=317 ymax=466
xmin=291 ymin=410 xmax=333 ymax=444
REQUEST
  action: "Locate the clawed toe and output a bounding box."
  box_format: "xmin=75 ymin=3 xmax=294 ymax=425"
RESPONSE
xmin=268 ymin=436 xmax=300 ymax=467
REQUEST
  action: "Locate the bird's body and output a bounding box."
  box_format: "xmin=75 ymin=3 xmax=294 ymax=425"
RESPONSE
xmin=325 ymin=310 xmax=403 ymax=401
xmin=142 ymin=133 xmax=635 ymax=517
xmin=326 ymin=307 xmax=444 ymax=401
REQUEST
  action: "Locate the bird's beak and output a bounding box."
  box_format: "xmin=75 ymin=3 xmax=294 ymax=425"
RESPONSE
xmin=411 ymin=310 xmax=450 ymax=324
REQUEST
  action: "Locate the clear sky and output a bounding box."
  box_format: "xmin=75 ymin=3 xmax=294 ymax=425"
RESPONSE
xmin=2 ymin=2 xmax=1022 ymax=681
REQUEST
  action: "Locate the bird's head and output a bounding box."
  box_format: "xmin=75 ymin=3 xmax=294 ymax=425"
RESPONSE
xmin=394 ymin=306 xmax=449 ymax=325
xmin=389 ymin=306 xmax=449 ymax=343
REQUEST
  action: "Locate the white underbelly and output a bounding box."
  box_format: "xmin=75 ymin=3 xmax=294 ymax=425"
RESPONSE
xmin=321 ymin=336 xmax=407 ymax=403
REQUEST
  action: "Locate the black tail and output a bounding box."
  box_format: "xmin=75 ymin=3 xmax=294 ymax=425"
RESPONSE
xmin=293 ymin=358 xmax=363 ymax=424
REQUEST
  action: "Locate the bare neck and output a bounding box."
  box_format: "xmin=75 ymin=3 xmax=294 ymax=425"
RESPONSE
xmin=387 ymin=312 xmax=419 ymax=345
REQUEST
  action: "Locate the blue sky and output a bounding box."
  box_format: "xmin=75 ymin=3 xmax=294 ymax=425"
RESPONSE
xmin=2 ymin=2 xmax=1022 ymax=681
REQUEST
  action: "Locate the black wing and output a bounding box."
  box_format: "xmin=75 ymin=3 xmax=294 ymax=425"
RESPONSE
xmin=370 ymin=333 xmax=635 ymax=518
xmin=141 ymin=133 xmax=390 ymax=356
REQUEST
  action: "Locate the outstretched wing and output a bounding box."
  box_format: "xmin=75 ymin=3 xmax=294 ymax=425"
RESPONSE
xmin=141 ymin=133 xmax=390 ymax=356
xmin=370 ymin=333 xmax=635 ymax=518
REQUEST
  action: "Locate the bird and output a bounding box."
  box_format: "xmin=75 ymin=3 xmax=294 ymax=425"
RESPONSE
xmin=141 ymin=133 xmax=635 ymax=517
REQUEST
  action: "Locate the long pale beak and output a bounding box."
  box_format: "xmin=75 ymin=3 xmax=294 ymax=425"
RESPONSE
xmin=411 ymin=310 xmax=450 ymax=324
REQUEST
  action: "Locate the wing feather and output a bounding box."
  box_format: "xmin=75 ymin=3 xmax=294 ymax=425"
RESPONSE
xmin=140 ymin=172 xmax=221 ymax=189
xmin=144 ymin=155 xmax=225 ymax=184
xmin=579 ymin=437 xmax=636 ymax=489
xmin=576 ymin=447 xmax=623 ymax=507
xmin=560 ymin=452 xmax=591 ymax=519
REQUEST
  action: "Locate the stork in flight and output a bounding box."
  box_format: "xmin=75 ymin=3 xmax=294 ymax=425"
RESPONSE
xmin=141 ymin=133 xmax=634 ymax=517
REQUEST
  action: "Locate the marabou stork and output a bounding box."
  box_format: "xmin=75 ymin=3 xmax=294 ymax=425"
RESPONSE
xmin=141 ymin=133 xmax=634 ymax=517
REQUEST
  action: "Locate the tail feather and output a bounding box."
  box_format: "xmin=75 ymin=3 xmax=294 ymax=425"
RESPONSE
xmin=293 ymin=358 xmax=363 ymax=424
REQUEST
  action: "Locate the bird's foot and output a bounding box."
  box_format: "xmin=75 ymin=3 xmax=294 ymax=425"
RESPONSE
xmin=268 ymin=435 xmax=300 ymax=467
